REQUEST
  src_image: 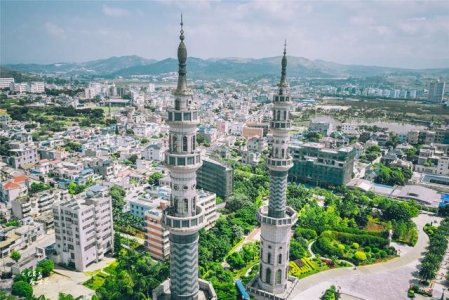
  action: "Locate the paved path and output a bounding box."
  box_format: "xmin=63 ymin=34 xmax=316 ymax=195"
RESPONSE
xmin=290 ymin=213 xmax=441 ymax=300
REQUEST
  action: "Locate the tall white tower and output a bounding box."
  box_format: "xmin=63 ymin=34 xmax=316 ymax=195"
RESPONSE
xmin=248 ymin=42 xmax=298 ymax=299
xmin=153 ymin=16 xmax=216 ymax=300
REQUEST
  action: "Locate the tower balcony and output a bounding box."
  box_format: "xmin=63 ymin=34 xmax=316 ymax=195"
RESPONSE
xmin=256 ymin=206 xmax=297 ymax=227
xmin=167 ymin=109 xmax=199 ymax=125
xmin=162 ymin=205 xmax=206 ymax=234
xmin=266 ymin=156 xmax=293 ymax=171
xmin=165 ymin=152 xmax=202 ymax=172
xmin=270 ymin=120 xmax=292 ymax=130
xmin=273 ymin=95 xmax=292 ymax=104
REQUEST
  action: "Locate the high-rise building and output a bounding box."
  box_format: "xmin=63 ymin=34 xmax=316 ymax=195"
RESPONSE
xmin=247 ymin=43 xmax=299 ymax=299
xmin=52 ymin=187 xmax=114 ymax=272
xmin=428 ymin=81 xmax=446 ymax=103
xmin=153 ymin=16 xmax=216 ymax=300
xmin=289 ymin=143 xmax=356 ymax=186
xmin=196 ymin=157 xmax=234 ymax=200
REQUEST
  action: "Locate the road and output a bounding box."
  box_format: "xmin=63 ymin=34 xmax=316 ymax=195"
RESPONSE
xmin=290 ymin=213 xmax=441 ymax=300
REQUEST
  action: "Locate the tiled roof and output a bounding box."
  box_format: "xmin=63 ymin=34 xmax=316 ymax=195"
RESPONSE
xmin=3 ymin=181 xmax=20 ymax=190
xmin=12 ymin=175 xmax=28 ymax=183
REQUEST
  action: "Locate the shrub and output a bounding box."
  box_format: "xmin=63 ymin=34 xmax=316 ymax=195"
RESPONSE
xmin=352 ymin=242 xmax=360 ymax=249
xmin=354 ymin=251 xmax=367 ymax=261
xmin=295 ymin=228 xmax=317 ymax=240
xmin=379 ymin=250 xmax=387 ymax=258
xmin=12 ymin=281 xmax=33 ymax=298
xmin=338 ymin=244 xmax=345 ymax=251
xmin=364 ymin=246 xmax=371 ymax=252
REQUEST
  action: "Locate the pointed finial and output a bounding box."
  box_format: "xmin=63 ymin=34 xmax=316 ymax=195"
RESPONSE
xmin=180 ymin=14 xmax=184 ymax=41
xmin=280 ymin=40 xmax=288 ymax=86
xmin=284 ymin=39 xmax=287 ymax=56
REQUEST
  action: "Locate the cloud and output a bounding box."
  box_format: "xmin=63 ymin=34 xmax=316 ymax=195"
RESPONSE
xmin=102 ymin=5 xmax=129 ymax=17
xmin=44 ymin=22 xmax=66 ymax=39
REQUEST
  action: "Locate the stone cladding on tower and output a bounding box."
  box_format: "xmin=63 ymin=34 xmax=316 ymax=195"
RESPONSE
xmin=247 ymin=43 xmax=299 ymax=300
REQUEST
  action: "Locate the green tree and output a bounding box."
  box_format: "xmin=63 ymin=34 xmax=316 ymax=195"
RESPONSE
xmin=10 ymin=250 xmax=21 ymax=263
xmin=109 ymin=185 xmax=126 ymax=210
xmin=128 ymin=154 xmax=138 ymax=165
xmin=11 ymin=281 xmax=33 ymax=299
xmin=37 ymin=259 xmax=54 ymax=277
xmin=147 ymin=172 xmax=164 ymax=185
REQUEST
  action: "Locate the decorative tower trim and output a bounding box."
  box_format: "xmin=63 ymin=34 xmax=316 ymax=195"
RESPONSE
xmin=247 ymin=42 xmax=298 ymax=299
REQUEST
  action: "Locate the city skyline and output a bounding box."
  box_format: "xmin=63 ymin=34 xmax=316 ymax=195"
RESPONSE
xmin=1 ymin=0 xmax=448 ymax=69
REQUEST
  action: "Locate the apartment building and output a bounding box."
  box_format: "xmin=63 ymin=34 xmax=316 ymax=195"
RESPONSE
xmin=53 ymin=188 xmax=114 ymax=271
xmin=289 ymin=143 xmax=356 ymax=186
xmin=0 ymin=77 xmax=14 ymax=89
xmin=309 ymin=121 xmax=333 ymax=136
xmin=8 ymin=142 xmax=39 ymax=169
xmin=196 ymin=157 xmax=234 ymax=200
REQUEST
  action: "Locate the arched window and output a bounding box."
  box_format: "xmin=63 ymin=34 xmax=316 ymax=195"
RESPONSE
xmin=281 ymin=149 xmax=285 ymax=158
xmin=183 ymin=199 xmax=188 ymax=214
xmin=174 ymin=197 xmax=179 ymax=213
xmin=276 ymin=269 xmax=282 ymax=284
xmin=265 ymin=268 xmax=271 ymax=284
xmin=182 ymin=136 xmax=188 ymax=152
xmin=192 ymin=136 xmax=196 ymax=150
xmin=173 ymin=136 xmax=177 ymax=152
xmin=192 ymin=197 xmax=196 ymax=212
xmin=275 ymin=148 xmax=279 ymax=158
xmin=276 ymin=111 xmax=280 ymax=120
xmin=278 ymin=254 xmax=282 ymax=264
xmin=267 ymin=253 xmax=271 ymax=264
xmin=175 ymin=99 xmax=180 ymax=110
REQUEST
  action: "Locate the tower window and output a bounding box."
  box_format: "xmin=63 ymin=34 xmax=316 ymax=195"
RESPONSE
xmin=267 ymin=253 xmax=271 ymax=264
xmin=192 ymin=136 xmax=196 ymax=150
xmin=278 ymin=254 xmax=282 ymax=264
xmin=175 ymin=99 xmax=180 ymax=110
xmin=173 ymin=136 xmax=177 ymax=152
xmin=265 ymin=268 xmax=271 ymax=284
xmin=174 ymin=197 xmax=179 ymax=213
xmin=184 ymin=199 xmax=188 ymax=214
xmin=276 ymin=269 xmax=282 ymax=284
xmin=183 ymin=136 xmax=188 ymax=152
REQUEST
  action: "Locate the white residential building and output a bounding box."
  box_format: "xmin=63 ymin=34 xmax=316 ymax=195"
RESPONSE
xmin=53 ymin=188 xmax=114 ymax=271
xmin=30 ymin=82 xmax=45 ymax=94
xmin=0 ymin=77 xmax=14 ymax=89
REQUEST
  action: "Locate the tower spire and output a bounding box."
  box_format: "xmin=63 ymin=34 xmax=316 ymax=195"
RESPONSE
xmin=280 ymin=39 xmax=287 ymax=87
xmin=176 ymin=14 xmax=188 ymax=92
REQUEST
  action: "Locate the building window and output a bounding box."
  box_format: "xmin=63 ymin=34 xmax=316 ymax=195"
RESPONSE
xmin=183 ymin=136 xmax=188 ymax=152
xmin=276 ymin=269 xmax=282 ymax=284
xmin=267 ymin=253 xmax=271 ymax=264
xmin=265 ymin=268 xmax=271 ymax=284
xmin=173 ymin=136 xmax=177 ymax=152
xmin=192 ymin=136 xmax=196 ymax=150
xmin=175 ymin=99 xmax=180 ymax=110
xmin=174 ymin=197 xmax=179 ymax=213
xmin=184 ymin=199 xmax=188 ymax=214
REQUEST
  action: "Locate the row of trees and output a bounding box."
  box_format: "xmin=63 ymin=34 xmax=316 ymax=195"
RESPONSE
xmin=418 ymin=219 xmax=449 ymax=282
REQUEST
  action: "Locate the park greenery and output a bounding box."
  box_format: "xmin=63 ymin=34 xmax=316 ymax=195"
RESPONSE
xmin=321 ymin=285 xmax=341 ymax=300
xmin=374 ymin=163 xmax=413 ymax=186
xmin=29 ymin=182 xmax=52 ymax=195
xmin=418 ymin=218 xmax=449 ymax=283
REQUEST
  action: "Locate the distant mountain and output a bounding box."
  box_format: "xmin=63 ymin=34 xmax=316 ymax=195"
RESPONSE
xmin=313 ymin=59 xmax=449 ymax=77
xmin=4 ymin=55 xmax=157 ymax=75
xmin=112 ymin=56 xmax=336 ymax=79
xmin=3 ymin=55 xmax=449 ymax=79
xmin=0 ymin=67 xmax=40 ymax=82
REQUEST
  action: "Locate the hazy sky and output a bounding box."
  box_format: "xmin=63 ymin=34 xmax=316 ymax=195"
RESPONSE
xmin=1 ymin=0 xmax=448 ymax=68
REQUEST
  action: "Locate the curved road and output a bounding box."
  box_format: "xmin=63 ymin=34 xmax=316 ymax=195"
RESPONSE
xmin=290 ymin=213 xmax=440 ymax=300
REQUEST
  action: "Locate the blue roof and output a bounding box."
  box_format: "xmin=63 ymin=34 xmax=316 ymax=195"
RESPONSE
xmin=235 ymin=280 xmax=249 ymax=299
xmin=81 ymin=168 xmax=94 ymax=175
